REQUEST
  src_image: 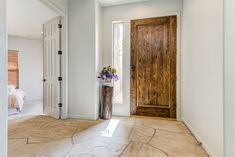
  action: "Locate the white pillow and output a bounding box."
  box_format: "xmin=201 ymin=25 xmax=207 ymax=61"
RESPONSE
xmin=8 ymin=85 xmax=16 ymax=92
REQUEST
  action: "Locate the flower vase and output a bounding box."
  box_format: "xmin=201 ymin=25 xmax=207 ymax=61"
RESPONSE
xmin=103 ymin=78 xmax=113 ymax=87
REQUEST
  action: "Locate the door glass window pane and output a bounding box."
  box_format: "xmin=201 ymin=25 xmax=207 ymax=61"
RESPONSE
xmin=113 ymin=22 xmax=123 ymax=103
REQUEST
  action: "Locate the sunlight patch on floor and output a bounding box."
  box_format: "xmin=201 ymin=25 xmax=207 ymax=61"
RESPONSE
xmin=101 ymin=119 xmax=120 ymax=137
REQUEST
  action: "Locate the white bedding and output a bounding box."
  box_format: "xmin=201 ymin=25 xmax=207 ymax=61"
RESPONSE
xmin=8 ymin=89 xmax=26 ymax=111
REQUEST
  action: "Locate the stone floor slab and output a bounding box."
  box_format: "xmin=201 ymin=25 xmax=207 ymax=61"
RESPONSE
xmin=8 ymin=115 xmax=208 ymax=157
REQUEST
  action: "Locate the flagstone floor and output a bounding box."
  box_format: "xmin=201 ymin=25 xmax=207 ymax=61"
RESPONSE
xmin=8 ymin=115 xmax=209 ymax=157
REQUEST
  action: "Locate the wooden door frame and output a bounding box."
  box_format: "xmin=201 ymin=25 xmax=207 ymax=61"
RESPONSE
xmin=130 ymin=12 xmax=182 ymax=120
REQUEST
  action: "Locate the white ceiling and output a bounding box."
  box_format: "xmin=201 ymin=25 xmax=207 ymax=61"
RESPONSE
xmin=7 ymin=0 xmax=57 ymax=39
xmin=7 ymin=0 xmax=149 ymax=39
xmin=99 ymin=0 xmax=149 ymax=7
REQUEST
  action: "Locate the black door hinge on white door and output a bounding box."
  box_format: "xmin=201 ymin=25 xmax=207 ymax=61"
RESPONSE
xmin=58 ymin=24 xmax=62 ymax=28
xmin=58 ymin=103 xmax=62 ymax=108
xmin=58 ymin=77 xmax=62 ymax=81
xmin=58 ymin=50 xmax=62 ymax=55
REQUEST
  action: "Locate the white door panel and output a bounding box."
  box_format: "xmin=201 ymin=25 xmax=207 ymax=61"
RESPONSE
xmin=43 ymin=17 xmax=61 ymax=119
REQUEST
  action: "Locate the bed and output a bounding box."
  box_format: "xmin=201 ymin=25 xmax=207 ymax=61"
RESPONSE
xmin=8 ymin=85 xmax=26 ymax=112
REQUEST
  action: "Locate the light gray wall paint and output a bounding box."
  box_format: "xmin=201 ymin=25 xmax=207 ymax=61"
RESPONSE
xmin=46 ymin=0 xmax=67 ymax=13
xmin=40 ymin=0 xmax=67 ymax=15
xmin=102 ymin=0 xmax=183 ymax=116
xmin=68 ymin=0 xmax=101 ymax=120
xmin=224 ymin=0 xmax=235 ymax=156
xmin=95 ymin=0 xmax=102 ymax=119
xmin=8 ymin=36 xmax=43 ymax=101
xmin=99 ymin=0 xmax=149 ymax=7
xmin=182 ymin=0 xmax=224 ymax=156
xmin=0 ymin=0 xmax=7 ymax=156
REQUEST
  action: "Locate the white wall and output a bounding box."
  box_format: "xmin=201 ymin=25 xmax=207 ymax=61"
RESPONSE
xmin=182 ymin=0 xmax=224 ymax=157
xmin=68 ymin=0 xmax=101 ymax=120
xmin=47 ymin=0 xmax=67 ymax=13
xmin=0 ymin=0 xmax=8 ymax=156
xmin=224 ymin=0 xmax=235 ymax=156
xmin=8 ymin=36 xmax=43 ymax=101
xmin=102 ymin=0 xmax=183 ymax=116
xmin=40 ymin=0 xmax=67 ymax=15
xmin=95 ymin=0 xmax=102 ymax=119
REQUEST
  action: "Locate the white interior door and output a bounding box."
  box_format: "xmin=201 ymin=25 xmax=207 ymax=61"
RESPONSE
xmin=43 ymin=17 xmax=61 ymax=119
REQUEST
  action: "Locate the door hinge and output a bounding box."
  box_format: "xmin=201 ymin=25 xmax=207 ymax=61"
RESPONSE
xmin=58 ymin=50 xmax=62 ymax=55
xmin=58 ymin=77 xmax=63 ymax=81
xmin=58 ymin=103 xmax=62 ymax=107
xmin=58 ymin=24 xmax=62 ymax=28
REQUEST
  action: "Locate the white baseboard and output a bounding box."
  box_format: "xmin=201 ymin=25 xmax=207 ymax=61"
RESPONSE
xmin=68 ymin=114 xmax=97 ymax=120
xmin=183 ymin=118 xmax=216 ymax=157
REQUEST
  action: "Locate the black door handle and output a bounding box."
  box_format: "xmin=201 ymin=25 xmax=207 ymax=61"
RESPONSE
xmin=131 ymin=64 xmax=136 ymax=80
xmin=131 ymin=64 xmax=135 ymax=71
xmin=43 ymin=79 xmax=46 ymax=82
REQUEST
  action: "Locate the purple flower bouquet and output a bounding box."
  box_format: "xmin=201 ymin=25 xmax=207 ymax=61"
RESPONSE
xmin=97 ymin=65 xmax=119 ymax=82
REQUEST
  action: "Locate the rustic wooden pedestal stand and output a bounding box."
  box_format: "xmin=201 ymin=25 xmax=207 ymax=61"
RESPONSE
xmin=101 ymin=85 xmax=113 ymax=120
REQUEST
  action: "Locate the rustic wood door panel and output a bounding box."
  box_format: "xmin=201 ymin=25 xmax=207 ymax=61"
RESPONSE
xmin=131 ymin=16 xmax=177 ymax=118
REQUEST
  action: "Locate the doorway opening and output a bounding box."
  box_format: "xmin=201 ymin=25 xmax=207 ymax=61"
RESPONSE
xmin=7 ymin=0 xmax=64 ymax=119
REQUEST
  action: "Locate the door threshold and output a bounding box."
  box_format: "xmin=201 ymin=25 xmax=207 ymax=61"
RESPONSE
xmin=130 ymin=115 xmax=176 ymax=121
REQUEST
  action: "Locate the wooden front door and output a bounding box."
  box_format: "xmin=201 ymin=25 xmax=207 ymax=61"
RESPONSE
xmin=130 ymin=16 xmax=177 ymax=118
